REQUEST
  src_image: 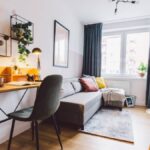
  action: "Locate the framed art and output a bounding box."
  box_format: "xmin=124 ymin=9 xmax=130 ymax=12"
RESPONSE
xmin=0 ymin=33 xmax=11 ymax=57
xmin=125 ymin=95 xmax=136 ymax=107
xmin=53 ymin=20 xmax=70 ymax=68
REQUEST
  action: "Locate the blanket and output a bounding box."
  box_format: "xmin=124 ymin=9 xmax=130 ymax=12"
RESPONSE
xmin=102 ymin=88 xmax=125 ymax=102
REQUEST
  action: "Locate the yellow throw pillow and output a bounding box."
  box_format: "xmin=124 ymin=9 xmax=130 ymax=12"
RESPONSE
xmin=96 ymin=77 xmax=106 ymax=89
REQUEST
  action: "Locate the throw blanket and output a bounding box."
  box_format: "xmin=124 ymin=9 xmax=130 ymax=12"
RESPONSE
xmin=102 ymin=88 xmax=125 ymax=102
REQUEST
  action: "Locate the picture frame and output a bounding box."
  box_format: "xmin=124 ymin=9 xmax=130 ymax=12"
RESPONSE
xmin=0 ymin=33 xmax=11 ymax=57
xmin=125 ymin=96 xmax=135 ymax=107
xmin=53 ymin=20 xmax=70 ymax=68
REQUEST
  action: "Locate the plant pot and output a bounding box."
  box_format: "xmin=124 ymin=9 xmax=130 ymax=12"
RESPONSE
xmin=138 ymin=72 xmax=145 ymax=77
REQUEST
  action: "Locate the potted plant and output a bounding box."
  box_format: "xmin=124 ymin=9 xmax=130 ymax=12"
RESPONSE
xmin=11 ymin=22 xmax=33 ymax=62
xmin=137 ymin=62 xmax=147 ymax=77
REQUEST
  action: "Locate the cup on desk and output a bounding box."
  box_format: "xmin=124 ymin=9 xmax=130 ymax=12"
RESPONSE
xmin=0 ymin=77 xmax=4 ymax=87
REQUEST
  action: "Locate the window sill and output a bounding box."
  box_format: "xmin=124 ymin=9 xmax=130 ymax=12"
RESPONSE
xmin=102 ymin=75 xmax=147 ymax=81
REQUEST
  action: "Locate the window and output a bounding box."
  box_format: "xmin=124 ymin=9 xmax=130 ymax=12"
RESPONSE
xmin=102 ymin=30 xmax=150 ymax=76
xmin=102 ymin=35 xmax=121 ymax=74
xmin=126 ymin=32 xmax=149 ymax=74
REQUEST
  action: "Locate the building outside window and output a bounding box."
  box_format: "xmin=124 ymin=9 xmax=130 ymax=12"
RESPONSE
xmin=102 ymin=29 xmax=150 ymax=77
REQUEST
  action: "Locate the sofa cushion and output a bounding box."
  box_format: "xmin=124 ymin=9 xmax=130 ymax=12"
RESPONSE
xmin=60 ymin=91 xmax=101 ymax=112
xmin=79 ymin=77 xmax=99 ymax=92
xmin=71 ymin=81 xmax=83 ymax=93
xmin=96 ymin=77 xmax=107 ymax=89
xmin=82 ymin=75 xmax=99 ymax=88
xmin=59 ymin=91 xmax=102 ymax=124
xmin=59 ymin=82 xmax=75 ymax=99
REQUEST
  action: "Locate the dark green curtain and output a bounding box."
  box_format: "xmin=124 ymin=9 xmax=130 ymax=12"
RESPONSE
xmin=146 ymin=48 xmax=150 ymax=108
xmin=82 ymin=23 xmax=103 ymax=77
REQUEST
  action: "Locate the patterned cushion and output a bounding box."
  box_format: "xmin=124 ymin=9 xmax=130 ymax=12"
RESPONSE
xmin=71 ymin=81 xmax=83 ymax=93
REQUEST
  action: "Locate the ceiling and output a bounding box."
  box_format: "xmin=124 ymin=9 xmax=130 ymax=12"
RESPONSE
xmin=63 ymin=0 xmax=150 ymax=24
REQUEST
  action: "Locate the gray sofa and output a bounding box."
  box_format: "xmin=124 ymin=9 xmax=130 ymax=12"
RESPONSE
xmin=56 ymin=78 xmax=102 ymax=129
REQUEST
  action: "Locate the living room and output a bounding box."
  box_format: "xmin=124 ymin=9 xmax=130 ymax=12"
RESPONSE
xmin=0 ymin=0 xmax=150 ymax=150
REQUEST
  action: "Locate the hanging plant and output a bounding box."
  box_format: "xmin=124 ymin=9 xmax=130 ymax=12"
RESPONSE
xmin=12 ymin=21 xmax=33 ymax=62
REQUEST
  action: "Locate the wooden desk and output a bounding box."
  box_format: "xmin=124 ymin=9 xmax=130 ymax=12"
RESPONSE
xmin=0 ymin=82 xmax=41 ymax=123
xmin=0 ymin=82 xmax=41 ymax=93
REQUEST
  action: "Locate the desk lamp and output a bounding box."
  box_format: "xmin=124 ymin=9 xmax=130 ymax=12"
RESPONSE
xmin=32 ymin=48 xmax=42 ymax=80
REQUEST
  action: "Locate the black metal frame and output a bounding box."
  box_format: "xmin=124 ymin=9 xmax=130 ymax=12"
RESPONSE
xmin=53 ymin=20 xmax=70 ymax=68
xmin=8 ymin=115 xmax=63 ymax=150
xmin=0 ymin=89 xmax=28 ymax=124
xmin=10 ymin=14 xmax=34 ymax=43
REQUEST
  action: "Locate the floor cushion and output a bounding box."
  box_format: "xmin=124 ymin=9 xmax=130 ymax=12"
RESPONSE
xmin=101 ymin=88 xmax=126 ymax=109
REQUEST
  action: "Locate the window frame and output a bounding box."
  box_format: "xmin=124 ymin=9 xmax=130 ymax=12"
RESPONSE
xmin=102 ymin=28 xmax=150 ymax=78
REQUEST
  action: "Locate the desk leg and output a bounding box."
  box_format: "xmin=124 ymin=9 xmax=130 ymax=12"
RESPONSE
xmin=0 ymin=117 xmax=11 ymax=123
xmin=14 ymin=89 xmax=28 ymax=112
xmin=0 ymin=89 xmax=28 ymax=123
xmin=31 ymin=121 xmax=35 ymax=141
xmin=31 ymin=88 xmax=39 ymax=140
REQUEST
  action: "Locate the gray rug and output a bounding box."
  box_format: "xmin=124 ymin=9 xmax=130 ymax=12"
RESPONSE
xmin=80 ymin=109 xmax=134 ymax=143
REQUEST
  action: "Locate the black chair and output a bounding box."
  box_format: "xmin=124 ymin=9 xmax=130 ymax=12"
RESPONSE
xmin=7 ymin=75 xmax=63 ymax=150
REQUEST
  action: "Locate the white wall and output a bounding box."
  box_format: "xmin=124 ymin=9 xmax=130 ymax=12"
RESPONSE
xmin=103 ymin=18 xmax=150 ymax=32
xmin=0 ymin=0 xmax=83 ymax=144
xmin=63 ymin=0 xmax=150 ymax=24
xmin=105 ymin=77 xmax=147 ymax=106
xmin=0 ymin=0 xmax=84 ymax=78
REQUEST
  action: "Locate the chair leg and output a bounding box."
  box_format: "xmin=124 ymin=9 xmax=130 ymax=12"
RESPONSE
xmin=52 ymin=115 xmax=63 ymax=150
xmin=31 ymin=121 xmax=35 ymax=141
xmin=81 ymin=125 xmax=84 ymax=130
xmin=35 ymin=121 xmax=40 ymax=150
xmin=7 ymin=119 xmax=15 ymax=150
xmin=53 ymin=115 xmax=61 ymax=135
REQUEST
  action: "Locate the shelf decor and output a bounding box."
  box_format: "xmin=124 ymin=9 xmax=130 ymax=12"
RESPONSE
xmin=0 ymin=66 xmax=39 ymax=82
xmin=0 ymin=33 xmax=11 ymax=57
xmin=10 ymin=14 xmax=34 ymax=62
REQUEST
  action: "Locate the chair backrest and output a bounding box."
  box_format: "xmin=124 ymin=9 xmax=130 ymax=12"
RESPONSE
xmin=30 ymin=75 xmax=62 ymax=120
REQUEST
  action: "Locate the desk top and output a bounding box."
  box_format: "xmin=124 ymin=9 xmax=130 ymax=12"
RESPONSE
xmin=0 ymin=82 xmax=41 ymax=93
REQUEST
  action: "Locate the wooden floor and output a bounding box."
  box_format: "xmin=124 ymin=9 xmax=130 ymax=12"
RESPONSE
xmin=1 ymin=107 xmax=150 ymax=150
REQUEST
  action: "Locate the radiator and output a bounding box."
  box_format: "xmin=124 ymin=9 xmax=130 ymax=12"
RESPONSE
xmin=106 ymin=80 xmax=131 ymax=95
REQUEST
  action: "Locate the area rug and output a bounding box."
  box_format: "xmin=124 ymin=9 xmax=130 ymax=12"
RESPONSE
xmin=80 ymin=109 xmax=134 ymax=143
